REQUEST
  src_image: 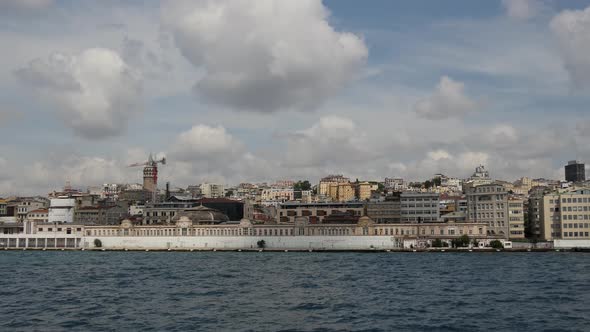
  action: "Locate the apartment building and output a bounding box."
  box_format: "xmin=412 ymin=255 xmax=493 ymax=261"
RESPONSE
xmin=507 ymin=197 xmax=525 ymax=239
xmin=537 ymin=188 xmax=590 ymax=241
xmin=466 ymin=183 xmax=509 ymax=236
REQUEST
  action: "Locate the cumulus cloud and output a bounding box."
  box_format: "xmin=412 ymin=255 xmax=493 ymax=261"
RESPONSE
xmin=414 ymin=76 xmax=479 ymax=120
xmin=172 ymin=125 xmax=242 ymax=160
xmin=281 ymin=116 xmax=372 ymax=168
xmin=502 ymin=0 xmax=542 ymax=20
xmin=166 ymin=124 xmax=274 ymax=185
xmin=161 ymin=0 xmax=367 ymax=112
xmin=15 ymin=48 xmax=142 ymax=139
xmin=550 ymin=6 xmax=590 ymax=88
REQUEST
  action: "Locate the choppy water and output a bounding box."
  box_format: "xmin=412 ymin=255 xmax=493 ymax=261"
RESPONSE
xmin=0 ymin=252 xmax=588 ymax=331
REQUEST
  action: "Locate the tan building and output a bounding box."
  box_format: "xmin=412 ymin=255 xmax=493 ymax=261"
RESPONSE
xmin=356 ymin=182 xmax=372 ymax=201
xmin=260 ymin=188 xmax=294 ymax=202
xmin=537 ymin=188 xmax=590 ymax=241
xmin=326 ymin=182 xmax=355 ymax=202
xmin=318 ymin=175 xmax=350 ymax=196
xmin=507 ymin=197 xmax=525 ymax=239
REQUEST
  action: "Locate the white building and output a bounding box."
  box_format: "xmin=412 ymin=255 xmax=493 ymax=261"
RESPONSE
xmin=48 ymin=198 xmax=76 ymax=223
xmin=261 ymin=188 xmax=294 ymax=202
xmin=200 ymin=183 xmax=225 ymax=198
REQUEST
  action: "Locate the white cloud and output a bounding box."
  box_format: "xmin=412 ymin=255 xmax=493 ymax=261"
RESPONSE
xmin=15 ymin=48 xmax=142 ymax=139
xmin=502 ymin=0 xmax=542 ymax=20
xmin=550 ymin=6 xmax=590 ymax=88
xmin=414 ymin=76 xmax=479 ymax=120
xmin=161 ymin=0 xmax=367 ymax=112
xmin=281 ymin=116 xmax=372 ymax=168
xmin=172 ymin=125 xmax=241 ymax=159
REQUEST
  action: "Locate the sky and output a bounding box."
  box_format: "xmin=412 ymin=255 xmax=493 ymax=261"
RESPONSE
xmin=1 ymin=0 xmax=590 ymax=195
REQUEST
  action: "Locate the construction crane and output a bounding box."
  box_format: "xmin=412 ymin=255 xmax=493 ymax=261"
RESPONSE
xmin=128 ymin=153 xmax=167 ymax=202
xmin=128 ymin=154 xmax=166 ymax=168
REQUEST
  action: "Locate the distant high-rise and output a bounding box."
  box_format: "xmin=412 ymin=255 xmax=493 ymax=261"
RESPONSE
xmin=565 ymin=160 xmax=585 ymax=183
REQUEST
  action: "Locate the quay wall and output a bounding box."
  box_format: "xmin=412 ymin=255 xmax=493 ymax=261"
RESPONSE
xmin=553 ymin=239 xmax=590 ymax=249
xmin=0 ymin=234 xmax=408 ymax=250
xmin=85 ymin=236 xmax=406 ymax=250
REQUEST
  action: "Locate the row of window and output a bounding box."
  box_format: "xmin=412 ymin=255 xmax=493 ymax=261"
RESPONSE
xmin=38 ymin=227 xmax=82 ymax=233
xmin=476 ymin=212 xmax=505 ymax=219
xmin=550 ymin=197 xmax=590 ymax=204
xmin=551 ymin=206 xmax=590 ymax=212
xmin=563 ymin=223 xmax=590 ymax=229
xmin=476 ymin=203 xmax=505 ymax=210
xmin=563 ymin=232 xmax=590 ymax=237
xmin=401 ymin=204 xmax=438 ymax=208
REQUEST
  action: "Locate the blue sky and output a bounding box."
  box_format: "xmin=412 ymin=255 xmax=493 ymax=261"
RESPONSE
xmin=1 ymin=0 xmax=590 ymax=194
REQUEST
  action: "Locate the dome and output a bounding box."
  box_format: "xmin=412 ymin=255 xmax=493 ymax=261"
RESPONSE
xmin=172 ymin=205 xmax=229 ymax=225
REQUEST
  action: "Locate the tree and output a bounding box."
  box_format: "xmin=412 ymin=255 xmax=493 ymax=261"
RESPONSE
xmin=94 ymin=239 xmax=102 ymax=248
xmin=433 ymin=177 xmax=442 ymax=187
xmin=294 ymin=180 xmax=311 ymax=191
xmin=452 ymin=234 xmax=470 ymax=248
xmin=490 ymin=240 xmax=504 ymax=249
xmin=257 ymin=240 xmax=266 ymax=249
xmin=432 ymin=239 xmax=443 ymax=247
xmin=225 ymin=190 xmax=234 ymax=197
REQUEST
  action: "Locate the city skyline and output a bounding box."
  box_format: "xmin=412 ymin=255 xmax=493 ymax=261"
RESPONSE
xmin=1 ymin=0 xmax=590 ymax=195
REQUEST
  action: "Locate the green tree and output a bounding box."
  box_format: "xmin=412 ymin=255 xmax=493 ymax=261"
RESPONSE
xmin=432 ymin=239 xmax=443 ymax=247
xmin=452 ymin=234 xmax=470 ymax=248
xmin=94 ymin=239 xmax=102 ymax=248
xmin=257 ymin=240 xmax=266 ymax=249
xmin=225 ymin=190 xmax=234 ymax=197
xmin=490 ymin=240 xmax=504 ymax=249
xmin=433 ymin=177 xmax=442 ymax=187
xmin=294 ymin=180 xmax=312 ymax=191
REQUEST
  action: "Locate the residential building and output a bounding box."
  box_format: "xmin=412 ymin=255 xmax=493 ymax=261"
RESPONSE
xmin=463 ymin=165 xmax=493 ymax=191
xmin=48 ymin=198 xmax=76 ymax=223
xmin=466 ymin=183 xmax=509 ymax=237
xmin=16 ymin=199 xmax=47 ymax=222
xmin=565 ymin=160 xmax=585 ymax=183
xmin=26 ymin=209 xmax=49 ymax=223
xmin=0 ymin=199 xmax=7 ymax=216
xmin=384 ymin=178 xmax=405 ymax=190
xmin=327 ymin=182 xmax=355 ymax=202
xmin=507 ymin=197 xmax=525 ymax=239
xmin=318 ymin=175 xmax=350 ymax=196
xmin=367 ymin=198 xmax=401 ymax=223
xmin=400 ymin=192 xmax=440 ymax=223
xmin=74 ymin=205 xmax=129 ymax=225
xmin=200 ymin=183 xmax=225 ymax=198
xmin=261 ymin=188 xmax=294 ymax=202
xmin=356 ymin=182 xmax=372 ymax=201
xmin=536 ymin=188 xmax=590 ymax=241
